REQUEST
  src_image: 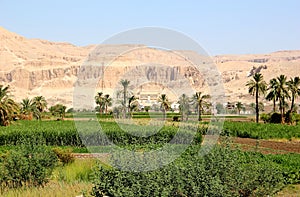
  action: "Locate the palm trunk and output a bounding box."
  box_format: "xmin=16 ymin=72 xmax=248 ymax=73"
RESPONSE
xmin=255 ymin=86 xmax=259 ymax=123
xmin=124 ymin=88 xmax=127 ymax=119
xmin=290 ymin=96 xmax=295 ymax=112
xmin=198 ymin=105 xmax=202 ymax=121
xmin=273 ymin=98 xmax=276 ymax=112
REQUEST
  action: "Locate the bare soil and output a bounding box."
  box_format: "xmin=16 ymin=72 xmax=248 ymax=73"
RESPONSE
xmin=231 ymin=137 xmax=300 ymax=154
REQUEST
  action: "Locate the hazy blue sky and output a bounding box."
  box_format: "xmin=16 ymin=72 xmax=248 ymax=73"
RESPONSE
xmin=0 ymin=0 xmax=299 ymax=55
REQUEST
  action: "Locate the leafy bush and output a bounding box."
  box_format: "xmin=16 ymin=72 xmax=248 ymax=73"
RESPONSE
xmin=92 ymin=146 xmax=285 ymax=197
xmin=0 ymin=138 xmax=57 ymax=189
xmin=270 ymin=112 xmax=282 ymax=124
xmin=260 ymin=113 xmax=271 ymax=123
xmin=52 ymin=147 xmax=75 ymax=165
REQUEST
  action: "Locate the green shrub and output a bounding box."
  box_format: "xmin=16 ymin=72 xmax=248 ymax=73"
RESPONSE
xmin=0 ymin=138 xmax=57 ymax=189
xmin=91 ymin=146 xmax=285 ymax=197
xmin=52 ymin=147 xmax=75 ymax=165
xmin=270 ymin=112 xmax=282 ymax=124
xmin=260 ymin=113 xmax=271 ymax=123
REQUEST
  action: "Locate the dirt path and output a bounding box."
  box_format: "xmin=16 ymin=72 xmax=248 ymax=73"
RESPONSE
xmin=231 ymin=137 xmax=300 ymax=154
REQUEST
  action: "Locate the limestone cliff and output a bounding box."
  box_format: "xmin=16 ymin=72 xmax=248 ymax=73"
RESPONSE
xmin=0 ymin=27 xmax=299 ymax=109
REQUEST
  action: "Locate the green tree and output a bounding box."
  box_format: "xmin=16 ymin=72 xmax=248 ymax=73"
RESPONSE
xmin=287 ymin=76 xmax=300 ymax=112
xmin=95 ymin=92 xmax=104 ymax=115
xmin=49 ymin=104 xmax=67 ymax=120
xmin=193 ymin=92 xmax=211 ymax=121
xmin=158 ymin=94 xmax=170 ymax=120
xmin=216 ymin=103 xmax=225 ymax=114
xmin=20 ymin=98 xmax=40 ymax=120
xmin=32 ymin=96 xmax=47 ymax=114
xmin=103 ymin=94 xmax=112 ymax=115
xmin=120 ymin=79 xmax=130 ymax=118
xmin=128 ymin=95 xmax=139 ymax=118
xmin=276 ymin=75 xmax=290 ymax=123
xmin=235 ymin=102 xmax=243 ymax=115
xmin=246 ymin=73 xmax=267 ymax=123
xmin=266 ymin=78 xmax=279 ymax=112
xmin=178 ymin=94 xmax=190 ymax=121
xmin=0 ymin=85 xmax=19 ymax=126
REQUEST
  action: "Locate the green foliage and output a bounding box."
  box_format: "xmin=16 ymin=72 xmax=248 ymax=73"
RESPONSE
xmin=92 ymin=146 xmax=285 ymax=197
xmin=0 ymin=85 xmax=19 ymax=126
xmin=0 ymin=138 xmax=57 ymax=189
xmin=265 ymin=153 xmax=300 ymax=184
xmin=49 ymin=104 xmax=67 ymax=119
xmin=260 ymin=113 xmax=271 ymax=123
xmin=223 ymin=121 xmax=300 ymax=139
xmin=52 ymin=159 xmax=96 ymax=183
xmin=52 ymin=147 xmax=75 ymax=165
xmin=0 ymin=120 xmax=202 ymax=147
xmin=270 ymin=112 xmax=282 ymax=123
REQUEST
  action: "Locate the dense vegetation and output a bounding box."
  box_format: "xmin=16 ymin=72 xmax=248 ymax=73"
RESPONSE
xmin=92 ymin=145 xmax=300 ymax=197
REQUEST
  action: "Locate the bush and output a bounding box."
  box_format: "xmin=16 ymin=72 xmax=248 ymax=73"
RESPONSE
xmin=270 ymin=113 xmax=282 ymax=124
xmin=91 ymin=146 xmax=285 ymax=197
xmin=0 ymin=138 xmax=57 ymax=189
xmin=52 ymin=147 xmax=75 ymax=165
xmin=260 ymin=113 xmax=271 ymax=123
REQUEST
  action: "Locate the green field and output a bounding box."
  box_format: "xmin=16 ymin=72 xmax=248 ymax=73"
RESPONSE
xmin=0 ymin=118 xmax=299 ymax=196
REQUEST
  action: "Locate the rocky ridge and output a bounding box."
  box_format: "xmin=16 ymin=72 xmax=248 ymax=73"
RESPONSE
xmin=0 ymin=27 xmax=299 ymax=109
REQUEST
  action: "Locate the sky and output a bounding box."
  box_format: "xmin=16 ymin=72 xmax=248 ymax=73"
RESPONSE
xmin=0 ymin=0 xmax=299 ymax=55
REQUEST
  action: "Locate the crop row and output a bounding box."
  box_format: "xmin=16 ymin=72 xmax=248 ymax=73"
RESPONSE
xmin=223 ymin=121 xmax=300 ymax=139
xmin=0 ymin=121 xmax=203 ymax=147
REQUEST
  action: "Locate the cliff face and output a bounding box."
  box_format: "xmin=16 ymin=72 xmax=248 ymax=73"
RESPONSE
xmin=0 ymin=27 xmax=299 ymax=109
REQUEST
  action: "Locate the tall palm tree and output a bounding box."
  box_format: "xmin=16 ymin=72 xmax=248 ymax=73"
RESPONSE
xmin=95 ymin=92 xmax=104 ymax=115
xmin=158 ymin=94 xmax=170 ymax=120
xmin=246 ymin=73 xmax=267 ymax=123
xmin=235 ymin=102 xmax=243 ymax=115
xmin=178 ymin=94 xmax=190 ymax=121
xmin=0 ymin=85 xmax=19 ymax=126
xmin=193 ymin=92 xmax=211 ymax=121
xmin=33 ymin=96 xmax=47 ymax=114
xmin=103 ymin=94 xmax=112 ymax=115
xmin=266 ymin=78 xmax=279 ymax=112
xmin=276 ymin=75 xmax=290 ymax=123
xmin=120 ymin=79 xmax=130 ymax=118
xmin=287 ymin=76 xmax=300 ymax=112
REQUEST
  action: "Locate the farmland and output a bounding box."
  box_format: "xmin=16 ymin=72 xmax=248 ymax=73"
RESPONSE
xmin=0 ymin=116 xmax=299 ymax=196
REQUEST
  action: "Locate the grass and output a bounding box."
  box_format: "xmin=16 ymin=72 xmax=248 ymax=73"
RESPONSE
xmin=1 ymin=158 xmax=96 ymax=197
xmin=1 ymin=181 xmax=93 ymax=197
xmin=275 ymin=184 xmax=300 ymax=196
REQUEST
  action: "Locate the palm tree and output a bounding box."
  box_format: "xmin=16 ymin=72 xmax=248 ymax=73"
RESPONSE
xmin=193 ymin=92 xmax=211 ymax=121
xmin=236 ymin=102 xmax=243 ymax=115
xmin=246 ymin=73 xmax=267 ymax=123
xmin=287 ymin=76 xmax=300 ymax=112
xmin=276 ymin=75 xmax=290 ymax=123
xmin=103 ymin=94 xmax=112 ymax=115
xmin=0 ymin=85 xmax=19 ymax=126
xmin=128 ymin=95 xmax=139 ymax=118
xmin=95 ymin=92 xmax=104 ymax=115
xmin=20 ymin=98 xmax=40 ymax=120
xmin=49 ymin=104 xmax=66 ymax=120
xmin=120 ymin=79 xmax=130 ymax=118
xmin=266 ymin=78 xmax=279 ymax=112
xmin=158 ymin=94 xmax=170 ymax=120
xmin=178 ymin=94 xmax=190 ymax=121
xmin=32 ymin=96 xmax=47 ymax=114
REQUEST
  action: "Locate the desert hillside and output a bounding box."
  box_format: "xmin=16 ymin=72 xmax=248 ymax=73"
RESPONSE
xmin=0 ymin=27 xmax=299 ymax=109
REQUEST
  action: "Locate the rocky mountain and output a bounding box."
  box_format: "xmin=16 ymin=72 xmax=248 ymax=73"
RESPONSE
xmin=0 ymin=27 xmax=299 ymax=109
